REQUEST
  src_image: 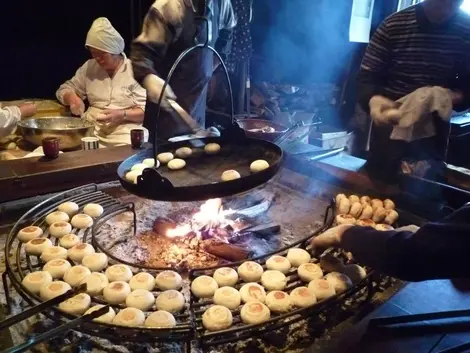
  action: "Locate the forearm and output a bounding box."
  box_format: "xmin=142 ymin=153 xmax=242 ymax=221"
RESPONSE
xmin=124 ymin=107 xmax=145 ymax=124
xmin=60 ymin=90 xmax=81 ymax=106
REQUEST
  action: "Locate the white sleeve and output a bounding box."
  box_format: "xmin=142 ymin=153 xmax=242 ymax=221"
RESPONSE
xmin=56 ymin=62 xmax=89 ymax=104
xmin=130 ymin=82 xmax=147 ymax=111
xmin=0 ymin=106 xmax=21 ymax=138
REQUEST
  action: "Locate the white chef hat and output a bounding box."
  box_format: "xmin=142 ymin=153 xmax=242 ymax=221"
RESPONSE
xmin=85 ymin=17 xmax=125 ymax=55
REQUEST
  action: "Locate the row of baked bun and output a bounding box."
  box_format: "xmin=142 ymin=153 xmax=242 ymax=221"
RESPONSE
xmin=336 ymin=215 xmax=396 ymax=231
xmin=335 ymin=194 xmax=399 ymax=225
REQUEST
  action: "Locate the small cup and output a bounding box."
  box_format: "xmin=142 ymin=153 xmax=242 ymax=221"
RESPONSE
xmin=42 ymin=137 xmax=59 ymax=159
xmin=81 ymin=137 xmax=100 ymax=151
xmin=130 ymin=129 xmax=145 ymax=149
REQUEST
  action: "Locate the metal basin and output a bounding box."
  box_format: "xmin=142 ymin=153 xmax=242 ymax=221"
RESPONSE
xmin=236 ymin=118 xmax=288 ymax=141
xmin=17 ymin=117 xmax=95 ymax=150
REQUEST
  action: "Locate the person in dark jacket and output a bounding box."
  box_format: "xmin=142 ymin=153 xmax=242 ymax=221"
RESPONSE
xmin=312 ymin=204 xmax=470 ymax=281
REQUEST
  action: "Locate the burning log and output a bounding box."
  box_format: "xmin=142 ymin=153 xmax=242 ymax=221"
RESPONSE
xmin=204 ymin=242 xmax=252 ymax=262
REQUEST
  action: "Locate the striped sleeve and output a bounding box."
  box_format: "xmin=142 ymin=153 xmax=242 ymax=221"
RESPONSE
xmin=360 ymin=21 xmax=391 ymax=73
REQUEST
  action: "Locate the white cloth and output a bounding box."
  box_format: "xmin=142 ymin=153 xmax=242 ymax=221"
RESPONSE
xmin=0 ymin=105 xmax=20 ymax=138
xmin=56 ymin=56 xmax=147 ymax=146
xmin=85 ymin=17 xmax=125 ymax=54
xmin=390 ymin=86 xmax=453 ymax=142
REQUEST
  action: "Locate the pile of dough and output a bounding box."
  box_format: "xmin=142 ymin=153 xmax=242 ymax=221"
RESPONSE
xmin=238 ymin=261 xmax=264 ymax=282
xmin=213 ymin=267 xmax=239 ymax=287
xmin=59 ymin=293 xmax=91 ymax=315
xmin=168 ymin=158 xmax=186 ymax=170
xmin=130 ymin=272 xmax=155 ymax=291
xmin=155 ymin=290 xmax=185 ymax=313
xmin=41 ymin=246 xmax=68 ymax=263
xmin=126 ymin=289 xmax=155 ymax=311
xmin=319 ymin=254 xmax=345 ymax=273
xmin=85 ymin=305 xmax=116 ymax=324
xmin=58 ymin=202 xmax=79 ymax=217
xmin=265 ymin=291 xmax=292 ymax=313
xmin=49 ymin=221 xmax=72 ymax=238
xmin=43 ymin=259 xmax=71 ymax=279
xmin=336 ymin=214 xmax=357 ymax=225
xmin=349 ymin=202 xmax=363 ymax=218
xmin=204 ymin=143 xmax=221 ymax=155
xmin=175 ymin=147 xmax=193 ymax=158
xmin=71 ymin=214 xmax=93 ymax=229
xmin=202 ymin=305 xmax=233 ymax=331
xmin=375 ymin=224 xmax=394 ymax=231
xmin=103 ymin=281 xmax=131 ymax=304
xmin=143 ymin=158 xmax=159 ymax=168
xmin=324 ymin=272 xmax=353 ymax=293
xmin=384 ymin=209 xmax=399 ymax=225
xmin=297 ymin=263 xmax=323 ymax=282
xmin=59 ymin=234 xmax=80 ymax=249
xmin=261 ymin=270 xmax=287 ymax=291
xmin=343 ymin=264 xmax=367 ymax=284
xmin=82 ymin=253 xmax=108 ymax=272
xmin=113 ymin=307 xmax=145 ymax=327
xmin=221 ymin=170 xmax=241 ymax=181
xmin=250 ymin=159 xmax=269 ymax=173
xmin=83 ymin=203 xmax=104 ymax=218
xmin=105 ymin=264 xmax=133 ymax=282
xmin=68 ymin=243 xmax=95 ymax=263
xmin=80 ymin=272 xmax=109 ymax=296
xmin=308 ymin=279 xmax=336 ymax=301
xmin=383 ymin=199 xmax=395 ymax=210
xmin=45 ymin=211 xmax=69 ymax=226
xmin=145 ymin=310 xmax=176 ymax=328
xmin=155 ymin=270 xmax=182 ymax=290
xmin=239 ymin=283 xmax=266 ymax=303
xmin=64 ymin=265 xmax=91 ymax=287
xmin=125 ymin=170 xmax=142 ymax=184
xmin=213 ymin=286 xmax=241 ymax=310
xmin=290 ymin=287 xmax=317 ymax=308
xmin=191 ymin=275 xmax=218 ymax=298
xmin=25 ymin=237 xmax=52 ymax=256
xmin=286 ymin=248 xmax=311 ymax=267
xmin=40 ymin=281 xmax=72 ymax=301
xmin=22 ymin=271 xmax=53 ymax=294
xmin=17 ymin=226 xmax=43 ymax=243
xmin=355 ymin=219 xmax=376 ymax=228
xmin=240 ymin=301 xmax=271 ymax=325
xmin=265 ymin=255 xmax=291 ymax=274
xmin=157 ymin=152 xmax=174 ymax=164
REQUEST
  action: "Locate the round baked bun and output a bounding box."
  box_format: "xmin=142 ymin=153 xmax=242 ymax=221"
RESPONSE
xmin=25 ymin=237 xmax=53 ymax=256
xmin=45 ymin=211 xmax=69 ymax=226
xmin=40 ymin=246 xmax=68 ymax=263
xmin=356 ymin=219 xmax=376 ymax=227
xmin=71 ymin=214 xmax=93 ymax=229
xmin=40 ymin=281 xmax=72 ymax=301
xmin=213 ymin=286 xmax=241 ymax=310
xmin=58 ymin=201 xmax=79 ymax=217
xmin=17 ymin=226 xmax=43 ymax=243
xmin=59 ymin=293 xmax=91 ymax=315
xmin=308 ymin=279 xmax=336 ymax=301
xmin=360 ymin=196 xmax=371 ymax=205
xmin=22 ymin=271 xmax=53 ymax=294
xmin=336 ymin=214 xmax=357 ymax=225
xmin=155 ymin=290 xmax=185 ymax=313
xmin=265 ymin=291 xmax=292 ymax=313
xmin=237 ymin=261 xmax=264 ymax=282
xmin=324 ymin=272 xmax=353 ymax=293
xmin=319 ymin=254 xmax=345 ymax=273
xmin=43 ymin=258 xmax=72 ymax=279
xmin=383 ymin=199 xmax=395 ymax=210
xmin=157 ymin=152 xmax=174 ymax=164
xmin=240 ymin=301 xmax=270 ymax=325
xmin=290 ymin=287 xmax=317 ymax=308
xmin=59 ymin=234 xmax=81 ymax=249
xmin=297 ymin=263 xmax=323 ymax=282
xmin=143 ymin=158 xmax=158 ymax=168
xmin=103 ymin=281 xmax=131 ymax=305
xmin=343 ymin=264 xmax=367 ymax=284
xmin=167 ymin=158 xmax=186 ymax=170
xmin=286 ymin=248 xmax=311 ymax=267
xmin=130 ymin=272 xmax=155 ymax=291
xmin=125 ymin=170 xmax=141 ymax=184
xmin=221 ymin=170 xmax=241 ymax=181
xmin=337 ymin=198 xmax=351 ymax=215
xmin=348 ymin=195 xmax=360 ymax=204
xmin=191 ymin=275 xmax=218 ymax=298
xmin=82 ymin=253 xmax=108 ymax=272
xmin=126 ymin=289 xmax=155 ymax=311
xmin=68 ymin=243 xmax=95 ymax=263
xmin=145 ymin=310 xmax=176 ymax=328
xmin=204 ymin=143 xmax=221 ymax=155
xmin=80 ymin=272 xmax=109 ymax=296
xmin=261 ymin=270 xmax=287 ymax=291
xmin=202 ymin=305 xmax=233 ymax=331
xmin=155 ymin=270 xmax=182 ymax=290
xmin=175 ymin=147 xmax=192 ymax=158
xmin=239 ymin=283 xmax=267 ymax=303
xmin=265 ymin=255 xmax=291 ymax=274
xmin=376 ymin=224 xmax=394 ymax=231
xmin=85 ymin=305 xmax=116 ymax=324
xmin=131 ymin=163 xmax=149 ymax=172
xmin=105 ymin=264 xmax=133 ymax=282
xmin=335 ymin=193 xmax=347 ymax=205
xmin=49 ymin=221 xmax=72 ymax=238
xmin=250 ymin=159 xmax=269 ymax=173
xmin=83 ymin=203 xmax=104 ymax=218
xmin=213 ymin=267 xmax=239 ymax=287
xmin=113 ymin=307 xmax=145 ymax=327
xmin=64 ymin=265 xmax=91 ymax=287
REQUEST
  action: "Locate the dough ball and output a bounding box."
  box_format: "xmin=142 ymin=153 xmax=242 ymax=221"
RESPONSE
xmin=59 ymin=293 xmax=91 ymax=315
xmin=286 ymin=248 xmax=311 ymax=267
xmin=250 ymin=159 xmax=270 ymax=173
xmin=261 ymin=270 xmax=287 ymax=291
xmin=384 ymin=209 xmax=399 ymax=225
xmin=213 ymin=286 xmax=241 ymax=310
xmin=324 ymin=272 xmax=353 ymax=293
xmin=103 ymin=281 xmax=131 ymax=304
xmin=298 ymin=263 xmax=323 ymax=282
xmin=239 ymin=283 xmax=267 ymax=304
xmin=155 ymin=290 xmax=185 ymax=313
xmin=25 ymin=237 xmax=53 ymax=256
xmin=204 ymin=143 xmax=221 ymax=155
xmin=155 ymin=270 xmax=182 ymax=290
xmin=131 ymin=163 xmax=149 ymax=172
xmin=308 ymin=278 xmax=336 ymax=301
xmin=130 ymin=272 xmax=155 ymax=291
xmin=221 ymin=170 xmax=241 ymax=181
xmin=336 ymin=214 xmax=357 ymax=225
xmin=64 ymin=265 xmax=91 ymax=287
xmin=335 ymin=194 xmax=347 ymax=205
xmin=337 ymin=198 xmax=351 ymax=215
xmin=319 ymin=254 xmax=345 ymax=273
xmin=175 ymin=147 xmax=193 ymax=158
xmin=372 ymin=206 xmax=387 ymax=223
xmin=376 ymin=224 xmax=395 ymax=231
xmin=348 ymin=195 xmax=360 ymax=204
xmin=49 ymin=221 xmax=72 ymax=238
xmin=83 ymin=203 xmax=104 ymax=218
xmin=240 ymin=301 xmax=270 ymax=325
xmin=68 ymin=243 xmax=95 ymax=263
xmin=58 ymin=202 xmax=79 ymax=217
xmin=157 ymin=152 xmax=174 ymax=164
xmin=82 ymin=253 xmax=108 ymax=272
xmin=167 ymin=158 xmax=186 ymax=170
xmin=43 ymin=258 xmax=72 ymax=279
xmin=360 ymin=196 xmax=371 ymax=205
xmin=80 ymin=272 xmax=109 ymax=296
xmin=265 ymin=290 xmax=292 ymax=312
xmin=105 ymin=264 xmax=133 ymax=282
xmin=349 ymin=202 xmax=363 ymax=218
xmin=17 ymin=226 xmax=43 ymax=243
xmin=85 ymin=305 xmax=116 ymax=324
xmin=113 ymin=307 xmax=145 ymax=327
xmin=22 ymin=271 xmax=53 ymax=294
xmin=126 ymin=289 xmax=155 ymax=311
xmin=290 ymin=286 xmax=317 ymax=308
xmin=45 ymin=211 xmax=70 ymax=226
xmin=39 ymin=280 xmax=72 ymax=301
xmin=237 ymin=261 xmax=264 ymax=282
xmin=265 ymin=255 xmax=291 ymax=274
xmin=355 ymin=219 xmax=376 ymax=228
xmin=383 ymin=199 xmax=395 ymax=210
xmin=371 ymin=199 xmax=384 ymax=211
xmin=359 ymin=205 xmax=374 ymax=220
xmin=59 ymin=234 xmax=80 ymax=249
xmin=202 ymin=305 xmax=233 ymax=331
xmin=71 ymin=214 xmax=93 ymax=229
xmin=145 ymin=310 xmax=176 ymax=328
xmin=143 ymin=158 xmax=158 ymax=168
xmin=125 ymin=170 xmax=142 ymax=184
xmin=213 ymin=267 xmax=239 ymax=287
xmin=343 ymin=264 xmax=367 ymax=284
xmin=191 ymin=275 xmax=219 ymax=298
xmin=40 ymin=246 xmax=68 ymax=263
